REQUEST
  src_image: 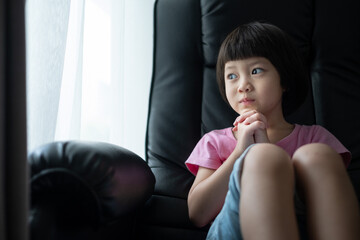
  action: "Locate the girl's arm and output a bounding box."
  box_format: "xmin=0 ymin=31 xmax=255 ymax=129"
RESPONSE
xmin=187 ymin=110 xmax=268 ymax=227
xmin=187 ymin=145 xmax=247 ymax=227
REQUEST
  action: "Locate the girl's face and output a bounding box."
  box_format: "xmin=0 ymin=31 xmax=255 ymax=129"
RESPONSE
xmin=224 ymin=57 xmax=284 ymax=117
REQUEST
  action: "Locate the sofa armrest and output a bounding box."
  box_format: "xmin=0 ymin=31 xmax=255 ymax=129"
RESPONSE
xmin=29 ymin=141 xmax=155 ymax=239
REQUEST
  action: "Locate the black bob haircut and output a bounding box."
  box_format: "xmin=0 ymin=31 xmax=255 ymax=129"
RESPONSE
xmin=216 ymin=22 xmax=309 ymax=116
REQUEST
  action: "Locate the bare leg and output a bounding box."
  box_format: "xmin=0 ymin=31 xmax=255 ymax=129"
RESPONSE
xmin=240 ymin=144 xmax=300 ymax=240
xmin=293 ymin=143 xmax=360 ymax=240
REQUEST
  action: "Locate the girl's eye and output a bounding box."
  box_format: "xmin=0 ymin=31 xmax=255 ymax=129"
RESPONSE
xmin=227 ymin=73 xmax=237 ymax=80
xmin=252 ymin=68 xmax=264 ymax=75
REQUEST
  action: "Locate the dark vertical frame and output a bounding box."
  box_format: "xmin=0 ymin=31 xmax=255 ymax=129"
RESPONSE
xmin=0 ymin=0 xmax=29 ymax=239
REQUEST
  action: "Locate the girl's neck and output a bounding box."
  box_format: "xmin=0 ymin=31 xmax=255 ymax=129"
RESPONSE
xmin=264 ymin=111 xmax=294 ymax=143
xmin=267 ymin=118 xmax=293 ymax=130
xmin=266 ymin=119 xmax=294 ymax=144
xmin=262 ymin=106 xmax=291 ymax=129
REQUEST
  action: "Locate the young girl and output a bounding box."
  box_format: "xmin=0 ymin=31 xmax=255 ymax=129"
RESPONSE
xmin=186 ymin=22 xmax=360 ymax=240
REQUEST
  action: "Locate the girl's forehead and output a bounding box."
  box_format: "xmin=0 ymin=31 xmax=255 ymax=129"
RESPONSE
xmin=225 ymin=57 xmax=272 ymax=68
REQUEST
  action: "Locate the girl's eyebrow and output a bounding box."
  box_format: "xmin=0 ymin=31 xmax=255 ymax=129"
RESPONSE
xmin=225 ymin=65 xmax=237 ymax=71
xmin=247 ymin=60 xmax=266 ymax=67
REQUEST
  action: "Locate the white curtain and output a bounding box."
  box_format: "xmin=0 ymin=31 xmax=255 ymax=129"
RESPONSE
xmin=26 ymin=0 xmax=154 ymax=159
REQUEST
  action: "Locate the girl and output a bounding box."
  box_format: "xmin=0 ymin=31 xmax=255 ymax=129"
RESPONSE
xmin=186 ymin=22 xmax=360 ymax=240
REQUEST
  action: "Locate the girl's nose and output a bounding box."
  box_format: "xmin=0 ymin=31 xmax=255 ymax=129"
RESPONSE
xmin=238 ymin=79 xmax=252 ymax=93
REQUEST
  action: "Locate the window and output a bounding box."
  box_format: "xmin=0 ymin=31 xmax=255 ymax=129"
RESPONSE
xmin=26 ymin=0 xmax=154 ymax=159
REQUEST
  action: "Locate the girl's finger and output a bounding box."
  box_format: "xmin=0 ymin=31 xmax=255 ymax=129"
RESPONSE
xmin=242 ymin=112 xmax=267 ymax=126
xmin=234 ymin=110 xmax=257 ymax=125
xmin=233 ymin=116 xmax=242 ymax=126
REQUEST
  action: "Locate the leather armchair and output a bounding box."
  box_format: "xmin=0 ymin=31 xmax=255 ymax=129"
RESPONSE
xmin=29 ymin=0 xmax=360 ymax=239
xmin=29 ymin=141 xmax=155 ymax=240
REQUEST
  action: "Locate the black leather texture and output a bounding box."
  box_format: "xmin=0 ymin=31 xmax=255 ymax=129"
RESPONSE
xmin=29 ymin=141 xmax=155 ymax=240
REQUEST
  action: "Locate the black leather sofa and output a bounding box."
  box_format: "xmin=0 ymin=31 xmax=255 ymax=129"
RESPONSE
xmin=29 ymin=0 xmax=360 ymax=239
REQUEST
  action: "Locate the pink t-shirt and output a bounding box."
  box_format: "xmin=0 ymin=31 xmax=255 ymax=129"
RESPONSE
xmin=185 ymin=124 xmax=351 ymax=175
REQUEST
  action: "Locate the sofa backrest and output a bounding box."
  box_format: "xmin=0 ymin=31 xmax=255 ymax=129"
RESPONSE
xmin=146 ymin=0 xmax=360 ymax=199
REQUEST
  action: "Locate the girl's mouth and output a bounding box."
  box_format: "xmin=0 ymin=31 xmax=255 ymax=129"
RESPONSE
xmin=240 ymin=98 xmax=255 ymax=104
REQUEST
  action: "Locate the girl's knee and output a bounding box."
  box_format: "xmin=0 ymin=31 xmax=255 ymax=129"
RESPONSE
xmin=241 ymin=144 xmax=295 ymax=189
xmin=293 ymin=143 xmax=344 ymax=170
xmin=244 ymin=143 xmax=292 ymax=175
